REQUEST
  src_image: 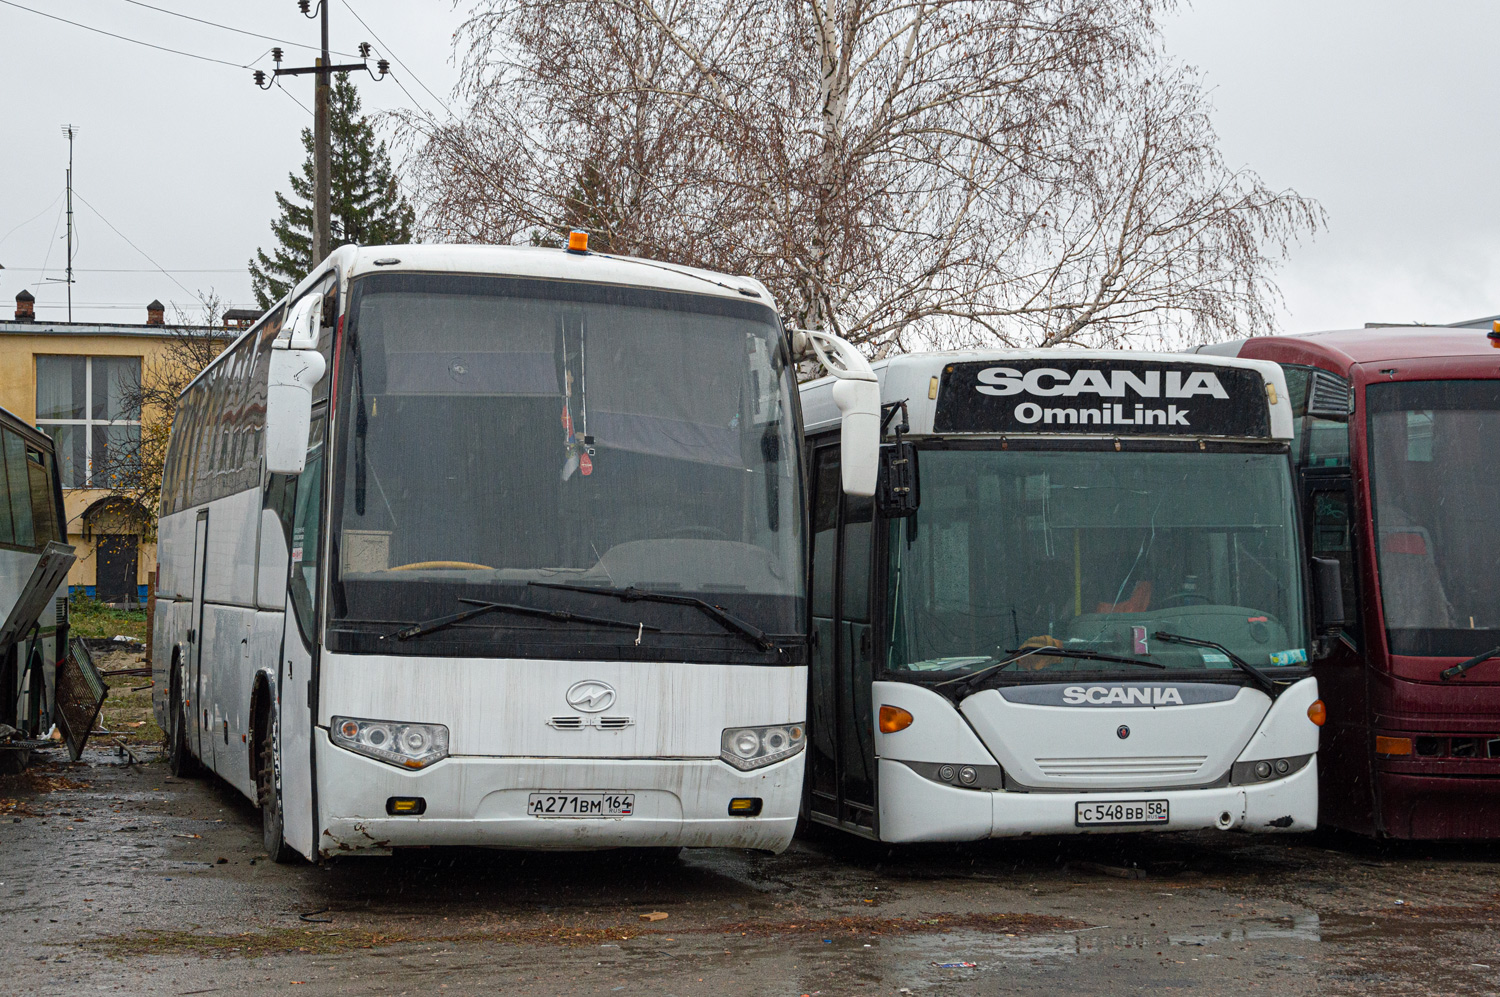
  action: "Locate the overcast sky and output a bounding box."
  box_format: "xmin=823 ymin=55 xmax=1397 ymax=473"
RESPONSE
xmin=2 ymin=1 xmax=1497 ymax=334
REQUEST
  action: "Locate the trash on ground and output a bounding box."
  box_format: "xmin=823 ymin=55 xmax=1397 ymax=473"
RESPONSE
xmin=640 ymin=911 xmax=669 ymax=921
xmin=172 ymin=832 xmax=202 ymax=839
xmin=935 ymin=961 xmax=978 ymax=969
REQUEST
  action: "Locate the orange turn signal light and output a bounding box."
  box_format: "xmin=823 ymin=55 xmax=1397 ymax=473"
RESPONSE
xmin=1375 ymin=735 xmax=1413 ymax=756
xmin=878 ymin=705 xmax=913 ymax=733
xmin=1306 ymin=699 xmax=1327 ymax=727
xmin=567 ymin=230 xmax=589 ymax=253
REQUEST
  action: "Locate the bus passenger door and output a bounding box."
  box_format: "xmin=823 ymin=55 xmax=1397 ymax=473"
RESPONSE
xmin=1303 ymin=474 xmax=1372 ymax=832
xmin=804 ymin=445 xmax=879 ymax=837
xmin=278 ymin=416 xmax=326 ymax=859
xmin=189 ymin=509 xmax=212 ymax=767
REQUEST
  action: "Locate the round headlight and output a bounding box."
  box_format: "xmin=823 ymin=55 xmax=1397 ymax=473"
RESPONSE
xmin=366 ymin=726 xmax=390 ymax=747
xmin=732 ymin=730 xmax=760 ymax=758
xmin=1275 ymin=758 xmax=1291 ymax=775
xmin=1254 ymin=760 xmax=1272 ymax=779
xmin=958 ymin=766 xmax=978 ymax=785
xmin=402 ymin=729 xmax=430 ymax=754
xmin=339 ymin=720 xmax=359 ymax=739
xmin=938 ymin=764 xmax=955 ymax=782
xmin=763 ymin=728 xmax=789 ymax=752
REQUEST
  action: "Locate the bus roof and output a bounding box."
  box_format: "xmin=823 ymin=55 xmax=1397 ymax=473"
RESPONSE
xmin=0 ymin=404 xmax=56 ymax=452
xmin=1194 ymin=326 xmax=1500 ymax=369
xmin=801 ymin=349 xmax=1293 ymax=440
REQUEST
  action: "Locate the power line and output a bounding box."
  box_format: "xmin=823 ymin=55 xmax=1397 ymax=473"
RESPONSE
xmin=0 ymin=191 xmax=65 ymax=249
xmin=115 ymin=0 xmax=361 ymax=58
xmin=0 ymin=0 xmax=259 ymax=68
xmin=338 ymin=0 xmax=454 ymax=119
xmin=277 ymin=78 xmax=314 ymax=117
xmin=69 ymin=191 xmax=196 ymax=297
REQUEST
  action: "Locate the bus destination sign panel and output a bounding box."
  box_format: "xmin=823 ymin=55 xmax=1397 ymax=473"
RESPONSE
xmin=933 ymin=359 xmax=1270 ymax=438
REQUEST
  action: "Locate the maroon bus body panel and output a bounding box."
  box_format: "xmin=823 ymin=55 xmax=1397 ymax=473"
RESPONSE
xmin=1233 ymin=329 xmax=1500 ymax=839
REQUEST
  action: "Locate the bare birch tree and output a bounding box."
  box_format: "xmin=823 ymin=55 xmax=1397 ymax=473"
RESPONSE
xmin=398 ymin=0 xmax=1320 ymax=351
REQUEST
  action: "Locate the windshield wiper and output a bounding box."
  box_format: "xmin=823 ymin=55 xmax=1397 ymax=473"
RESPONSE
xmin=387 ymin=598 xmax=658 ymax=642
xmin=1440 ymin=645 xmax=1500 ymax=681
xmin=529 ymin=582 xmax=778 ymax=652
xmin=937 ymin=645 xmax=1165 ymax=694
xmin=1152 ymin=631 xmax=1278 ymax=696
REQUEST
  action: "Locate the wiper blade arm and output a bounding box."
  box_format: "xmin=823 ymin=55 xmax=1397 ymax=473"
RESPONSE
xmin=388 ymin=598 xmax=659 ymax=642
xmin=1152 ymin=631 xmax=1278 ymax=696
xmin=1440 ymin=645 xmax=1500 ymax=681
xmin=936 ymin=645 xmax=1164 ymax=693
xmin=529 ymin=582 xmax=777 ymax=651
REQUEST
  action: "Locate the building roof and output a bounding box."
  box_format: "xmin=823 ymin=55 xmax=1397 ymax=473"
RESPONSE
xmin=0 ymin=317 xmax=203 ymax=338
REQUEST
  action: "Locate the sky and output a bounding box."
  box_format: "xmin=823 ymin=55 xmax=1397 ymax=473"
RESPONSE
xmin=2 ymin=1 xmax=1498 ymax=333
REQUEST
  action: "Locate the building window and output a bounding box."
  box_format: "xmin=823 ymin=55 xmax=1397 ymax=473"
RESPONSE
xmin=35 ymin=355 xmax=142 ymax=489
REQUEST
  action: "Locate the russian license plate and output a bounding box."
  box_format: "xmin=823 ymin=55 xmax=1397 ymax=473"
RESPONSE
xmin=1075 ymin=799 xmax=1169 ymax=827
xmin=527 ymin=793 xmax=635 ymax=818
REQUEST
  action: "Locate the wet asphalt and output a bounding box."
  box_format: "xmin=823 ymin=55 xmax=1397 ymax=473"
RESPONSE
xmin=3 ymin=745 xmax=1499 ymax=996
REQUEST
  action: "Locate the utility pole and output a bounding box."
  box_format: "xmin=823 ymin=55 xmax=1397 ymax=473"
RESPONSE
xmin=252 ymin=3 xmax=387 ymax=268
xmin=51 ymin=125 xmax=79 ymax=321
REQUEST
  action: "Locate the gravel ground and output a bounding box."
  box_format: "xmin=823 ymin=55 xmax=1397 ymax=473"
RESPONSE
xmin=3 ymin=733 xmax=1499 ymax=996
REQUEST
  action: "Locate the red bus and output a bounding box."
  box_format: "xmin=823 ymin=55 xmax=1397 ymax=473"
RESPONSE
xmin=1198 ymin=327 xmax=1500 ymax=838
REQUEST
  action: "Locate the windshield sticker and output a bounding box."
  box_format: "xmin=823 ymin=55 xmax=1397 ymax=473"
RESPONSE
xmin=933 ymin=359 xmax=1272 ymax=437
xmin=1199 ymin=651 xmax=1231 ymax=668
xmin=1269 ymin=648 xmax=1308 ymax=666
xmin=996 ymin=683 xmax=1241 ymax=707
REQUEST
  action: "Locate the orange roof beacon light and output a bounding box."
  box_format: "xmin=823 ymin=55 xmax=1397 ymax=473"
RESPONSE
xmin=878 ymin=705 xmax=914 ymax=733
xmin=1307 ymin=699 xmax=1327 ymax=727
xmin=567 ymin=230 xmax=590 ymax=254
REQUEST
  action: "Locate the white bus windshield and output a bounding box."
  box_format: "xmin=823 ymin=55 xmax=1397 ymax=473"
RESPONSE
xmin=887 ymin=449 xmax=1306 ymax=677
xmin=328 ymin=273 xmax=803 ymax=656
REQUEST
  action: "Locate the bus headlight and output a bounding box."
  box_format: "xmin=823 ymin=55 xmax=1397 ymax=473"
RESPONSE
xmin=720 ymin=723 xmax=806 ymax=771
xmin=330 ymin=716 xmax=449 ymax=770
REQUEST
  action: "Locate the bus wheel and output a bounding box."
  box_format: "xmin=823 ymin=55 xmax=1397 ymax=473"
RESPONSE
xmin=258 ymin=707 xmax=298 ymax=864
xmin=167 ymin=680 xmax=199 ymax=778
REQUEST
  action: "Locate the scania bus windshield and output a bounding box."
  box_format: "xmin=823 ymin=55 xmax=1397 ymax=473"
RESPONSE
xmin=328 ymin=272 xmax=803 ymax=660
xmin=1368 ymin=379 xmax=1500 ymax=656
xmin=886 ymin=448 xmax=1307 ymax=677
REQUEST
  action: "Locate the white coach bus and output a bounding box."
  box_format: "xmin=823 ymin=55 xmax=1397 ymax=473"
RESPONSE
xmin=152 ymin=241 xmax=879 ymax=861
xmin=800 ymin=351 xmax=1343 ymax=842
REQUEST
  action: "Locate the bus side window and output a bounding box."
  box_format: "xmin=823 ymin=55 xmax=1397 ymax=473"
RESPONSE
xmin=1282 ymin=366 xmax=1310 ymax=464
xmin=1308 ymin=484 xmax=1360 ymax=646
xmin=2 ymin=430 xmax=35 ymax=547
xmin=25 ymin=447 xmax=60 ymax=544
xmin=288 ymin=416 xmax=327 ymax=644
xmin=1304 ymin=370 xmax=1351 ymax=469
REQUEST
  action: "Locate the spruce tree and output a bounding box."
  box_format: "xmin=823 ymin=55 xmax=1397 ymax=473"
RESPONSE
xmin=249 ymin=73 xmax=415 ymax=308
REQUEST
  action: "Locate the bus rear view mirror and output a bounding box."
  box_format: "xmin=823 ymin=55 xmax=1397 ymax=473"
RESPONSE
xmin=792 ymin=327 xmax=880 ymax=498
xmin=877 ymin=442 xmax=919 ymax=517
xmin=1311 ymin=556 xmax=1347 ymax=636
xmin=265 ymin=349 xmax=326 ymax=475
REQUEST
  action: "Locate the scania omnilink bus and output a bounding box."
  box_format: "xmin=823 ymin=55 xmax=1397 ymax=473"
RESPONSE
xmin=152 ymin=241 xmax=879 ymax=861
xmin=1199 ymin=326 xmax=1500 ymax=838
xmin=801 ymin=351 xmax=1341 ymax=841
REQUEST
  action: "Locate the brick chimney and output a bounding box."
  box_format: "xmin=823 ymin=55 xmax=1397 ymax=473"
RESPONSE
xmin=146 ymin=299 xmax=165 ymax=326
xmin=14 ymin=289 xmax=34 ymax=322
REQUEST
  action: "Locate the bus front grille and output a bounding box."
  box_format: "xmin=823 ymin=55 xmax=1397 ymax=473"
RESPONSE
xmin=1033 ymin=755 xmax=1209 ymax=780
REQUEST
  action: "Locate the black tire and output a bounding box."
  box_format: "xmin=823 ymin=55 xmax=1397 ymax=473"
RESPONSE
xmin=167 ymin=679 xmax=199 ymax=778
xmin=258 ymin=705 xmax=299 ymax=864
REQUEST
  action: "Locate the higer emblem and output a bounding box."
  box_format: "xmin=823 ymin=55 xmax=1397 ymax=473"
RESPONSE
xmin=565 ymin=680 xmax=616 ymax=713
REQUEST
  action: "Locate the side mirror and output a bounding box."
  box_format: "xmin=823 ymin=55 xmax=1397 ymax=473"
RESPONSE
xmin=1311 ymin=556 xmax=1347 ymax=635
xmin=265 ymin=349 xmax=326 ymax=475
xmin=877 ymin=441 xmax=919 ymax=516
xmin=794 ymin=327 xmax=880 ymax=498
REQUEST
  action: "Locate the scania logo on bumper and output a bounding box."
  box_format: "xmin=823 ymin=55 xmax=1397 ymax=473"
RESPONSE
xmin=1117 ymin=725 xmax=1131 ymax=739
xmin=564 ymin=680 xmax=616 ymax=713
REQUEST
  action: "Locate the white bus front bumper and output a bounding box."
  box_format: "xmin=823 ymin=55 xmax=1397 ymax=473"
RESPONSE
xmin=314 ymin=729 xmax=802 ymax=856
xmin=877 ymin=756 xmax=1317 ymax=843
